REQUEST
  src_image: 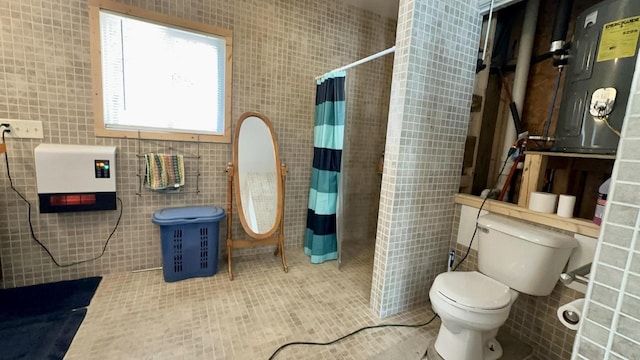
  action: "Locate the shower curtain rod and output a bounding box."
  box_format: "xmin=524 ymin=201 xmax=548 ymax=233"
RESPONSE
xmin=315 ymin=46 xmax=396 ymax=80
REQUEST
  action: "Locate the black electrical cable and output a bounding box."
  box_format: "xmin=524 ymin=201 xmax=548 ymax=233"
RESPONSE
xmin=452 ymin=151 xmax=512 ymax=271
xmin=267 ymin=313 xmax=439 ymax=360
xmin=2 ymin=129 xmax=123 ymax=267
xmin=543 ymin=67 xmax=564 ymax=138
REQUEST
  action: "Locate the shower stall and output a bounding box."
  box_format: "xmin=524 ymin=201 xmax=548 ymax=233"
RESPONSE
xmin=335 ymin=49 xmax=395 ymax=267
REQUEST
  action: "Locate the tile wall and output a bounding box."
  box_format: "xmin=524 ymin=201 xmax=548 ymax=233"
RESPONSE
xmin=0 ymin=0 xmax=396 ymax=288
xmin=572 ymin=53 xmax=640 ymax=360
xmin=371 ymin=0 xmax=481 ymax=317
xmin=449 ymin=205 xmax=584 ymax=360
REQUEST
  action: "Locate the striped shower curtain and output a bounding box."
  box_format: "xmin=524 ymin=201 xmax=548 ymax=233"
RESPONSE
xmin=304 ymin=71 xmax=346 ymax=264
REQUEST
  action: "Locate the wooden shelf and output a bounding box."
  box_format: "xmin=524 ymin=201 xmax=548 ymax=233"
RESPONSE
xmin=518 ymin=152 xmax=615 ymax=220
xmin=526 ymin=151 xmax=616 ymax=160
xmin=455 ymin=193 xmax=601 ymax=238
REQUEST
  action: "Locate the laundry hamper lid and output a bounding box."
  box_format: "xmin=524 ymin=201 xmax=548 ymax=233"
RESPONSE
xmin=152 ymin=206 xmax=225 ymax=225
xmin=434 ymin=271 xmax=511 ymax=310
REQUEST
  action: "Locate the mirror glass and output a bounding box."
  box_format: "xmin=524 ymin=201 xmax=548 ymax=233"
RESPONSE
xmin=236 ymin=115 xmax=280 ymax=236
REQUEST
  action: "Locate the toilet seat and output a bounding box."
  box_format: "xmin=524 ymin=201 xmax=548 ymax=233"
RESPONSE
xmin=433 ymin=271 xmax=511 ymax=311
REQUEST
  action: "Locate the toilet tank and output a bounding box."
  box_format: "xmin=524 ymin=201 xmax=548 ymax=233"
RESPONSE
xmin=477 ymin=214 xmax=577 ymax=296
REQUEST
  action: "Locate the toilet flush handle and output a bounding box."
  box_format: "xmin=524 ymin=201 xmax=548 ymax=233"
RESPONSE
xmin=560 ymin=262 xmax=592 ymax=286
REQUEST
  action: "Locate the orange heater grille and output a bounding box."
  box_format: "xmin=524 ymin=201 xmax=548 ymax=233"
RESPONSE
xmin=49 ymin=194 xmax=97 ymax=206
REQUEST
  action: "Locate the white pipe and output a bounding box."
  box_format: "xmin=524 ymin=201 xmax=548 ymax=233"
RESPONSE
xmin=315 ymin=46 xmax=395 ymax=80
xmin=479 ymin=0 xmax=526 ymax=15
xmin=497 ymin=0 xmax=539 ymax=192
xmin=482 ymin=0 xmax=495 ymax=61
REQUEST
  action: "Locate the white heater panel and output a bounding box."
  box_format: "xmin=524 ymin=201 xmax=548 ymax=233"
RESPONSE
xmin=34 ymin=144 xmax=117 ymax=194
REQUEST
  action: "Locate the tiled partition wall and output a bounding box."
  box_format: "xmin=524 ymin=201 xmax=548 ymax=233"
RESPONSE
xmin=371 ymin=0 xmax=481 ymax=317
xmin=572 ymin=55 xmax=640 ymax=359
xmin=449 ymin=205 xmax=584 ymax=360
xmin=0 ymin=0 xmax=396 ymax=288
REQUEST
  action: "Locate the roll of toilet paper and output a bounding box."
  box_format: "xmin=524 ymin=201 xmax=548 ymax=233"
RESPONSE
xmin=557 ymin=195 xmax=577 ymax=218
xmin=557 ymin=298 xmax=585 ymax=330
xmin=529 ymin=192 xmax=558 ymax=213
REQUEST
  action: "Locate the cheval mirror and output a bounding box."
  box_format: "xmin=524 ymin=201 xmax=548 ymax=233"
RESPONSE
xmin=226 ymin=112 xmax=288 ymax=280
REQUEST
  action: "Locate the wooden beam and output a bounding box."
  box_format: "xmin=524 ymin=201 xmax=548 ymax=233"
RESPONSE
xmin=526 ymin=151 xmax=616 ymax=160
xmin=460 ymin=175 xmax=473 ymax=188
xmin=517 ymin=152 xmax=548 ymax=207
xmin=463 ymin=136 xmax=477 ymax=169
xmin=473 ymin=73 xmax=503 ymax=195
xmin=468 ymin=15 xmax=498 ymax=195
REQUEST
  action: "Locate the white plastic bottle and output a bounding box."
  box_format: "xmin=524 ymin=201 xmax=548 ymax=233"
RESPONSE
xmin=593 ymin=178 xmax=611 ymax=225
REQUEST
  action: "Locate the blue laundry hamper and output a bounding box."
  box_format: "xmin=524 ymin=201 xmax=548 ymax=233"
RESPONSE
xmin=152 ymin=206 xmax=226 ymax=282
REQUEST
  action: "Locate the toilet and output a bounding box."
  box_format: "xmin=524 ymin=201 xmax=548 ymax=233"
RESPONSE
xmin=429 ymin=214 xmax=577 ymax=360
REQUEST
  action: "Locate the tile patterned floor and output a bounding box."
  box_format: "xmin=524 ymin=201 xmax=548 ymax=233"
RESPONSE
xmin=66 ymin=242 xmax=439 ymax=359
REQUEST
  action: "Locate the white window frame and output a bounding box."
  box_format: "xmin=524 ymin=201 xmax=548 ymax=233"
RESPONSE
xmin=89 ymin=0 xmax=233 ymax=143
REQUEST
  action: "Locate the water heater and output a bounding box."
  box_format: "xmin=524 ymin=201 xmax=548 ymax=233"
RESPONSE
xmin=554 ymin=0 xmax=640 ymax=154
xmin=34 ymin=144 xmax=117 ymax=213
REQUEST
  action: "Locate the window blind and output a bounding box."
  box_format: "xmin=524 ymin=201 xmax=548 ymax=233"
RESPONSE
xmin=99 ymin=11 xmax=226 ymax=135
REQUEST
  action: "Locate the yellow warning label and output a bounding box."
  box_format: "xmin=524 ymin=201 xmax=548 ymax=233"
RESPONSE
xmin=597 ymin=16 xmax=640 ymax=62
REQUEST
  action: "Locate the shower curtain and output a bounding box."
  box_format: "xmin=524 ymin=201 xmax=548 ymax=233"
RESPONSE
xmin=304 ymin=71 xmax=346 ymax=264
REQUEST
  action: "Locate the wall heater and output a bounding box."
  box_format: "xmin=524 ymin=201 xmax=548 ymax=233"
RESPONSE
xmin=34 ymin=144 xmax=117 ymax=213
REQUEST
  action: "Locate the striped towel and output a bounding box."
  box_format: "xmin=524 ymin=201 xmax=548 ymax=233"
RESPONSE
xmin=144 ymin=154 xmax=185 ymax=191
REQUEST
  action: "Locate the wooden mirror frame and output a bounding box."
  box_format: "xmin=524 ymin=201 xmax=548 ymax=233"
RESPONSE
xmin=226 ymin=111 xmax=288 ymax=280
xmin=232 ymin=112 xmax=283 ymax=239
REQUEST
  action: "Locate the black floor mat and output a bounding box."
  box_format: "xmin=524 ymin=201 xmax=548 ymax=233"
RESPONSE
xmin=0 ymin=277 xmax=101 ymax=360
xmin=0 ymin=277 xmax=101 ymax=322
xmin=0 ymin=309 xmax=87 ymax=360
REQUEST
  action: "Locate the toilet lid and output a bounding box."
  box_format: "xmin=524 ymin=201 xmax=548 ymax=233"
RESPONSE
xmin=434 ymin=271 xmax=511 ymax=310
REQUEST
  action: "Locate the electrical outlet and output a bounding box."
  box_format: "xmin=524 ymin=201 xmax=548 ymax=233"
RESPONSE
xmin=1 ymin=119 xmax=44 ymax=139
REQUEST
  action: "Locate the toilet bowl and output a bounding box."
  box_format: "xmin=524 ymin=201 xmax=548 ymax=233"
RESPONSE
xmin=429 ymin=214 xmax=577 ymax=360
xmin=429 ymin=271 xmax=517 ymax=360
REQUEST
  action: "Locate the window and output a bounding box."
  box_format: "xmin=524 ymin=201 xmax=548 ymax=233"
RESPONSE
xmin=89 ymin=0 xmax=232 ymax=142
